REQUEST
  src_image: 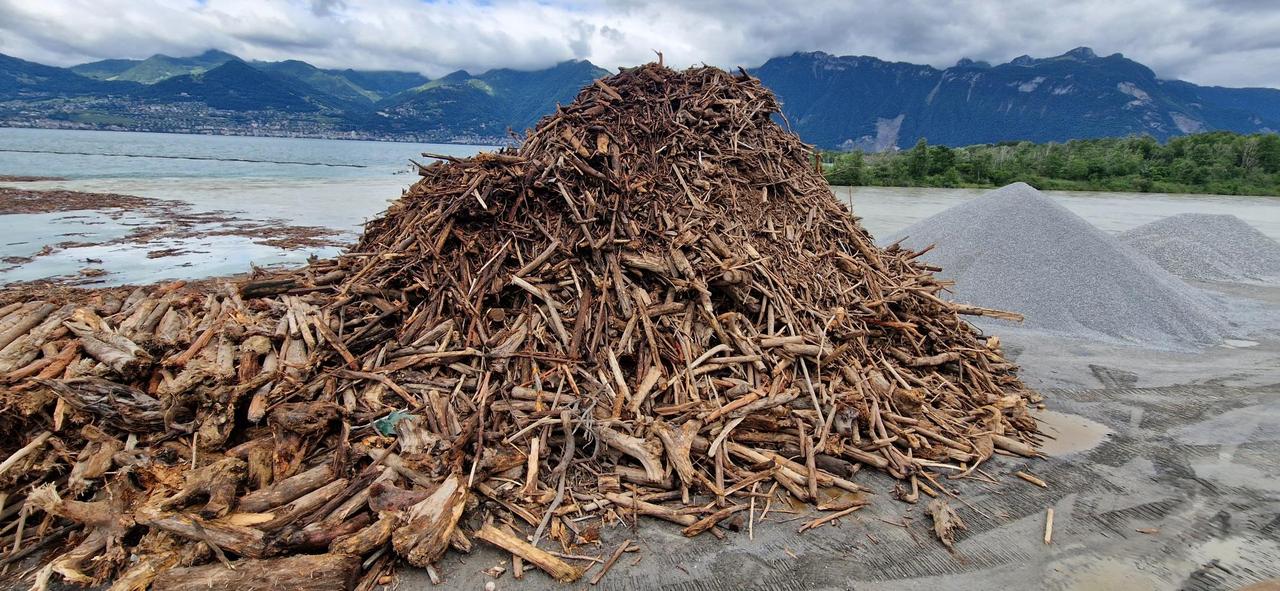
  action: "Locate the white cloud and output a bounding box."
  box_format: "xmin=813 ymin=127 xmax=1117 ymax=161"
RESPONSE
xmin=0 ymin=0 xmax=1278 ymax=87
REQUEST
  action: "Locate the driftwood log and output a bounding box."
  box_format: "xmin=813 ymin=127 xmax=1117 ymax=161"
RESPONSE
xmin=150 ymin=553 xmax=360 ymax=591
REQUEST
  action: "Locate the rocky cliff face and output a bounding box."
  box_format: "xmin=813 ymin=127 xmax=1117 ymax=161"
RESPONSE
xmin=752 ymin=48 xmax=1280 ymax=149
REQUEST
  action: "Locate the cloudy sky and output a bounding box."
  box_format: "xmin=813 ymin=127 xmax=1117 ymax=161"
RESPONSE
xmin=3 ymin=0 xmax=1279 ymax=88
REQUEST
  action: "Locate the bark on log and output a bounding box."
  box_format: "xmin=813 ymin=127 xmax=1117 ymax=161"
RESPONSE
xmin=138 ymin=512 xmax=268 ymax=558
xmin=0 ymin=302 xmax=55 ymax=351
xmin=64 ymin=316 xmax=152 ymax=377
xmin=238 ymin=462 xmax=335 ymax=512
xmin=239 ymin=278 xmax=298 ymax=299
xmin=330 ymin=514 xmax=394 ymax=556
xmin=151 ymin=552 xmax=359 ymax=591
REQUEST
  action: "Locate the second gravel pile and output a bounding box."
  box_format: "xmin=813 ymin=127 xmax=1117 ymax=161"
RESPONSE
xmin=1120 ymin=213 xmax=1280 ymax=284
xmin=888 ymin=183 xmax=1229 ymax=348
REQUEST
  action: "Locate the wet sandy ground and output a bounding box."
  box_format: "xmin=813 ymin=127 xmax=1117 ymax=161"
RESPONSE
xmin=402 ymin=278 xmax=1280 ymax=591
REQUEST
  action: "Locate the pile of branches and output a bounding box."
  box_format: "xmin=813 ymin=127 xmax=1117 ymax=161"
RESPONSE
xmin=0 ymin=63 xmax=1041 ymax=590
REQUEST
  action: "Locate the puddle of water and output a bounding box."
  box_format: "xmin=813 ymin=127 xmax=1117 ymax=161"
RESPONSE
xmin=1239 ymin=580 xmax=1280 ymax=591
xmin=0 ymin=211 xmax=143 ymax=260
xmin=1191 ymin=536 xmax=1280 ymax=579
xmin=1035 ymin=409 xmax=1112 ymax=456
xmin=1051 ymin=556 xmax=1165 ymax=591
xmin=1170 ymin=402 xmax=1280 ymax=446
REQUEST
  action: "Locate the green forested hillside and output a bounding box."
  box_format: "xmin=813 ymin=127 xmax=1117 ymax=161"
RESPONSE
xmin=824 ymin=132 xmax=1280 ymax=196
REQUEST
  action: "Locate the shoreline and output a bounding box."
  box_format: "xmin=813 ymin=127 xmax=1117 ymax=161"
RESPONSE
xmin=0 ymin=122 xmax=512 ymax=148
xmin=0 ymin=174 xmax=67 ymax=182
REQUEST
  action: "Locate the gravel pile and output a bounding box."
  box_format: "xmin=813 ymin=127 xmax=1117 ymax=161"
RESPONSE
xmin=887 ymin=183 xmax=1229 ymax=347
xmin=1119 ymin=213 xmax=1280 ymax=284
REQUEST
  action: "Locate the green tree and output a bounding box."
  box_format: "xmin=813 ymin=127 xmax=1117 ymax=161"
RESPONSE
xmin=826 ymin=152 xmax=865 ymax=185
xmin=927 ymin=145 xmax=956 ymax=176
xmin=907 ymin=138 xmax=930 ymax=180
xmin=1257 ymin=134 xmax=1280 ymax=173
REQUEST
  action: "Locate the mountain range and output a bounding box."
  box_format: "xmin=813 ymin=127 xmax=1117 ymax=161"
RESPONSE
xmin=754 ymin=48 xmax=1280 ymax=150
xmin=2 ymin=47 xmax=1278 ymax=149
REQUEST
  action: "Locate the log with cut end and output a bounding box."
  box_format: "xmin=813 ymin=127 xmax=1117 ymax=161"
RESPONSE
xmin=0 ymin=303 xmax=72 ymax=373
xmin=993 ymin=434 xmax=1040 ymax=457
xmin=151 ymin=553 xmax=359 ymax=591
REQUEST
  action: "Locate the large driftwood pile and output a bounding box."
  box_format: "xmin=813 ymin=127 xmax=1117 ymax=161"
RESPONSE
xmin=0 ymin=63 xmax=1041 ymax=589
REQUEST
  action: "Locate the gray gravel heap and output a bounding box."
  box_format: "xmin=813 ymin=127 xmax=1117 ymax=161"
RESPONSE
xmin=886 ymin=183 xmax=1228 ymax=347
xmin=1119 ymin=213 xmax=1280 ymax=284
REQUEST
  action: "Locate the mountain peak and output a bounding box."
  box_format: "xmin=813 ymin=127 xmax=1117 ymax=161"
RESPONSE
xmin=1063 ymin=47 xmax=1098 ymax=60
xmin=204 ymin=59 xmax=256 ymax=74
xmin=1010 ymin=54 xmax=1036 ymax=66
xmin=196 ymin=49 xmax=239 ymax=61
xmin=954 ymin=57 xmax=991 ymax=69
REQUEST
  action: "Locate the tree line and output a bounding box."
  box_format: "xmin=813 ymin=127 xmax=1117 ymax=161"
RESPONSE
xmin=823 ymin=131 xmax=1280 ymax=196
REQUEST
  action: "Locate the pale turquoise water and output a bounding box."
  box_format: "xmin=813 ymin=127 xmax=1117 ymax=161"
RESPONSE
xmin=0 ymin=127 xmax=488 ymax=181
xmin=0 ymin=128 xmax=494 ymax=285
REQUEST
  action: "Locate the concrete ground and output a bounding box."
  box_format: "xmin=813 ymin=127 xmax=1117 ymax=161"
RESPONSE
xmin=411 ymin=279 xmax=1280 ymax=591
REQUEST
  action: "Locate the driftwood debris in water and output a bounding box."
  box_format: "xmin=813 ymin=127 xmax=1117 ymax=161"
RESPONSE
xmin=0 ymin=62 xmax=1041 ymax=588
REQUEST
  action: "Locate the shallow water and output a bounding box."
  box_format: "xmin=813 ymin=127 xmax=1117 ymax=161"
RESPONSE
xmin=0 ymin=128 xmax=494 ymax=285
xmin=1034 ymin=409 xmax=1113 ymax=456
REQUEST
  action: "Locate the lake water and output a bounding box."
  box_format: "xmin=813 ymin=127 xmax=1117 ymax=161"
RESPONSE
xmin=2 ymin=127 xmax=1279 ymax=285
xmin=0 ymin=127 xmax=494 ymax=285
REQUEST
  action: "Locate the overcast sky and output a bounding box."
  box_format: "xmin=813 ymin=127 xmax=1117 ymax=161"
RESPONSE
xmin=3 ymin=0 xmax=1279 ymax=88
